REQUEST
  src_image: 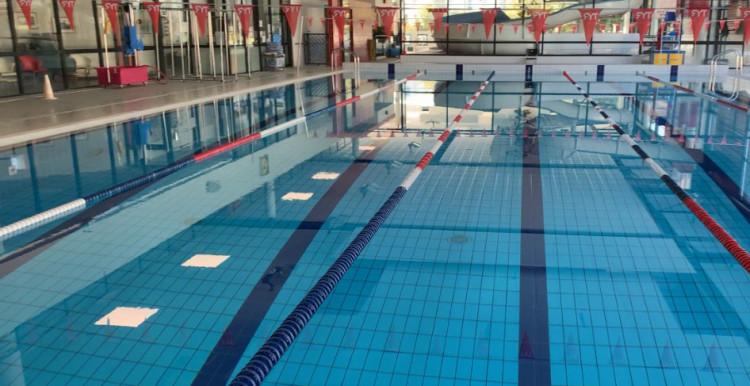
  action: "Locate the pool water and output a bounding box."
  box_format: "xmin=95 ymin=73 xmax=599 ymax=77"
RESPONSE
xmin=1 ymin=77 xmax=750 ymax=385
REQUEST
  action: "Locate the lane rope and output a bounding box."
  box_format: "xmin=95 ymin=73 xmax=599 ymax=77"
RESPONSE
xmin=229 ymin=71 xmax=496 ymax=386
xmin=564 ymin=71 xmax=750 ymax=273
xmin=0 ymin=73 xmax=422 ymax=242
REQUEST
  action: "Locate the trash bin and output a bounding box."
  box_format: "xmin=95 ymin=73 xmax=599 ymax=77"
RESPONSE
xmin=264 ymin=42 xmax=285 ymax=71
xmin=263 ymin=52 xmax=285 ymax=71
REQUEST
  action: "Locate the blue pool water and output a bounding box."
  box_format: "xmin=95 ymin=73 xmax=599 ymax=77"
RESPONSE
xmin=1 ymin=76 xmax=750 ymax=385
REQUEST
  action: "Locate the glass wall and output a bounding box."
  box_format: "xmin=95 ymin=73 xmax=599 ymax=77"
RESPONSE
xmin=400 ymin=0 xmax=744 ymax=62
xmin=0 ymin=0 xmax=266 ymax=97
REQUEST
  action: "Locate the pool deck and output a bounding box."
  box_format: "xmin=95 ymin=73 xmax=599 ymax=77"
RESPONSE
xmin=0 ymin=66 xmax=340 ymax=150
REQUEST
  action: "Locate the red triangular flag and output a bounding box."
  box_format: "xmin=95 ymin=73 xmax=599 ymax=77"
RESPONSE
xmin=513 ymin=24 xmax=519 ymax=34
xmin=58 ymin=0 xmax=77 ymax=31
xmin=457 ymin=24 xmax=463 ymax=33
xmin=102 ymin=0 xmax=120 ymax=31
xmin=481 ymin=8 xmax=499 ymax=39
xmin=16 ymin=0 xmax=34 ymax=30
xmin=307 ymin=16 xmax=312 ymax=27
xmin=741 ymin=9 xmax=750 ymax=45
xmin=142 ymin=2 xmax=161 ymax=34
xmin=234 ymin=5 xmax=254 ymax=38
xmin=470 ymin=23 xmax=476 ymax=33
xmin=376 ymin=7 xmax=398 ymax=39
xmin=579 ymin=9 xmax=602 ymax=45
xmin=688 ymin=8 xmax=709 ymax=43
xmin=527 ymin=24 xmax=533 ymax=33
xmin=281 ymin=4 xmax=301 ymax=36
xmin=444 ymin=23 xmax=449 ymax=33
xmin=735 ymin=20 xmax=741 ymax=30
xmin=191 ymin=4 xmax=211 ymax=36
xmin=632 ymin=8 xmax=653 ymax=46
xmin=321 ymin=18 xmax=326 ymax=28
xmin=527 ymin=9 xmax=549 ymax=43
xmin=496 ymin=24 xmax=503 ymax=34
xmin=330 ymin=7 xmax=349 ymax=40
xmin=359 ymin=19 xmax=365 ymax=30
xmin=719 ymin=19 xmax=726 ymax=30
xmin=428 ymin=8 xmax=448 ymax=34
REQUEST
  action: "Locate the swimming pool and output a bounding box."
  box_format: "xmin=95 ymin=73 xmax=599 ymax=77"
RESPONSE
xmin=1 ymin=74 xmax=750 ymax=385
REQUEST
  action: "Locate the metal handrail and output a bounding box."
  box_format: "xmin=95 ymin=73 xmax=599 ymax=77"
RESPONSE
xmin=330 ymin=47 xmax=360 ymax=95
xmin=709 ymin=49 xmax=743 ymax=100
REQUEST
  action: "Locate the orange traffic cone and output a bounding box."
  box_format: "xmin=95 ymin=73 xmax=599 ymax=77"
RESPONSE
xmin=42 ymin=74 xmax=56 ymax=100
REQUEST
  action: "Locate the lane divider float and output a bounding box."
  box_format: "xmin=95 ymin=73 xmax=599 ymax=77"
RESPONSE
xmin=0 ymin=73 xmax=422 ymax=242
xmin=230 ymin=71 xmax=495 ymax=386
xmin=564 ymin=71 xmax=750 ymax=273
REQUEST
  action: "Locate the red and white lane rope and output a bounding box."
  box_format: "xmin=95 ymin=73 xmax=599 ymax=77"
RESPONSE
xmin=400 ymin=71 xmax=496 ymax=190
xmin=331 ymin=72 xmax=422 ymax=110
xmin=564 ymin=71 xmax=750 ymax=273
xmin=638 ymin=73 xmax=749 ymax=112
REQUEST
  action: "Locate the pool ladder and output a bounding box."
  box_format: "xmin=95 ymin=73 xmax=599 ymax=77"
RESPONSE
xmin=708 ymin=49 xmax=743 ymax=100
xmin=331 ymin=47 xmax=360 ymax=95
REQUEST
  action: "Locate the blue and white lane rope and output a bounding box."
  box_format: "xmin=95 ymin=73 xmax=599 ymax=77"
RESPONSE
xmin=563 ymin=71 xmax=750 ymax=273
xmin=230 ymin=71 xmax=496 ymax=386
xmin=0 ymin=73 xmax=422 ymax=243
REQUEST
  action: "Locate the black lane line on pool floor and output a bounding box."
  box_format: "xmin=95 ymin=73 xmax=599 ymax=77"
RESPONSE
xmin=518 ymin=130 xmax=552 ymax=384
xmin=192 ymin=140 xmax=387 ymax=386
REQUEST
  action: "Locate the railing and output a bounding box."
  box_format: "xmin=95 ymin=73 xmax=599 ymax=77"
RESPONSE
xmin=709 ymin=49 xmax=743 ymax=100
xmin=330 ymin=47 xmax=360 ymax=95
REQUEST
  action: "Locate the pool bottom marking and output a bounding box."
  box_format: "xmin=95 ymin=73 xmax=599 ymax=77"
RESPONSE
xmin=192 ymin=140 xmax=387 ymax=386
xmin=518 ymin=102 xmax=551 ymax=385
